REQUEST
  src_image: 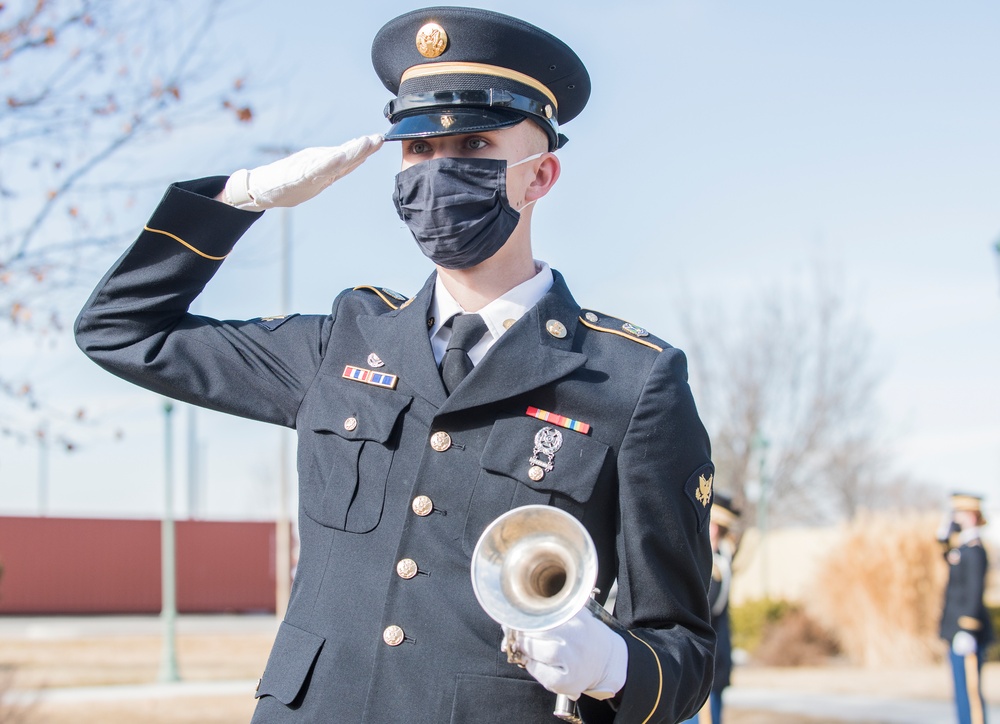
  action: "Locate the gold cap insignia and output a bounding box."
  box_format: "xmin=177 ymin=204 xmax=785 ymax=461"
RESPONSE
xmin=695 ymin=474 xmax=713 ymax=507
xmin=416 ymin=22 xmax=448 ymax=58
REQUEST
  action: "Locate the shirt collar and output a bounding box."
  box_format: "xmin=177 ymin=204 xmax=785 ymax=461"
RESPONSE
xmin=959 ymin=526 xmax=982 ymax=545
xmin=429 ymin=261 xmax=554 ymax=343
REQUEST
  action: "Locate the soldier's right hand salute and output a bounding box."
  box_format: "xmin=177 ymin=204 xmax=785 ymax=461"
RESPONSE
xmin=218 ymin=133 xmax=384 ymax=211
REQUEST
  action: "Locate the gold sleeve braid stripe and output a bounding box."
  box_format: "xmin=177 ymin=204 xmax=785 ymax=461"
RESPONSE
xmin=143 ymin=226 xmax=229 ymax=261
xmin=578 ymin=317 xmax=664 ymax=352
xmin=628 ymin=632 xmax=663 ymax=724
xmin=965 ymin=653 xmax=985 ymax=724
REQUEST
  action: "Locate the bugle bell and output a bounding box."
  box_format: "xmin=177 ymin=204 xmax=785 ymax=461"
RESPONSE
xmin=471 ymin=505 xmax=620 ymax=723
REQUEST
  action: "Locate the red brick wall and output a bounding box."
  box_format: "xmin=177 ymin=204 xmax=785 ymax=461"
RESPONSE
xmin=0 ymin=517 xmax=278 ymax=614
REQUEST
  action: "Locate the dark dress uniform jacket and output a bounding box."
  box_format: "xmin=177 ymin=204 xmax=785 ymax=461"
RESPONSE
xmin=75 ymin=178 xmax=716 ymax=723
xmin=940 ymin=535 xmax=994 ymax=649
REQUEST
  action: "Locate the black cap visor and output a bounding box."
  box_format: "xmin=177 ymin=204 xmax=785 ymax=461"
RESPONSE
xmin=384 ymin=107 xmax=527 ymax=142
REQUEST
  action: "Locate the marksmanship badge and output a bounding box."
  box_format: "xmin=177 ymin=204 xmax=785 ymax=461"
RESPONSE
xmin=528 ymin=426 xmax=563 ymax=481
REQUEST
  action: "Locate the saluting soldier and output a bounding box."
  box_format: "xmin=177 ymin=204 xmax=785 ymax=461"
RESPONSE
xmin=939 ymin=493 xmax=993 ymax=724
xmin=75 ymin=7 xmax=715 ymax=723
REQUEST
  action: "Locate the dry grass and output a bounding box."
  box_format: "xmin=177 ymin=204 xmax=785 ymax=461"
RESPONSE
xmin=2 ymin=635 xmax=272 ymax=690
xmin=809 ymin=511 xmax=947 ymax=667
xmin=753 ymin=608 xmax=840 ymax=666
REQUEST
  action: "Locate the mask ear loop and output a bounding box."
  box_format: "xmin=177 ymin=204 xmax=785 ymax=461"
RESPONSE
xmin=508 ymin=151 xmax=547 ymax=169
xmin=508 ymin=152 xmax=548 ymax=211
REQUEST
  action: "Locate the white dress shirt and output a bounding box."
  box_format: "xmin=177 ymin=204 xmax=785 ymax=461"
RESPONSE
xmin=428 ymin=261 xmax=554 ymax=366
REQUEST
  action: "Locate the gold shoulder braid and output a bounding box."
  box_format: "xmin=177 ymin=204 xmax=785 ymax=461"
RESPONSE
xmin=353 ymin=285 xmax=410 ymax=310
xmin=578 ymin=309 xmax=664 ymax=352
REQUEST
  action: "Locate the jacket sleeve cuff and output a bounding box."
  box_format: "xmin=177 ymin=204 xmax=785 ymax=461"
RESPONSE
xmin=143 ymin=177 xmax=263 ymax=260
xmin=612 ymin=632 xmax=665 ymax=722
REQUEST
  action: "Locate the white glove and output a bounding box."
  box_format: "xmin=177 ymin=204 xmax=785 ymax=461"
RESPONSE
xmin=953 ymin=630 xmax=978 ymax=656
xmin=503 ymin=610 xmax=628 ymax=701
xmin=223 ymin=134 xmax=384 ymax=211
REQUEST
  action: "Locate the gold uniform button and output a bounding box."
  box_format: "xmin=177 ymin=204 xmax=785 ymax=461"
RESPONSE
xmin=412 ymin=495 xmax=434 ymax=517
xmin=546 ymin=319 xmax=567 ymax=339
xmin=396 ymin=558 xmax=418 ymax=580
xmin=503 ymin=318 xmax=516 ymax=330
xmin=528 ymin=466 xmax=546 ymax=482
xmin=383 ymin=625 xmax=405 ymax=647
xmin=344 ymin=417 xmax=358 ymax=432
xmin=430 ymin=431 xmax=452 ymax=452
xmin=585 ymin=312 xmax=599 ymax=323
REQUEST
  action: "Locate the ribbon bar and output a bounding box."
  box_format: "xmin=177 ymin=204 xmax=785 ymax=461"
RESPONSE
xmin=343 ymin=365 xmax=398 ymax=390
xmin=525 ymin=406 xmax=591 ymax=435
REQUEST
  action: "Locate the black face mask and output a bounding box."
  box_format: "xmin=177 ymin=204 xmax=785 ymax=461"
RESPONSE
xmin=392 ymin=155 xmax=537 ymax=270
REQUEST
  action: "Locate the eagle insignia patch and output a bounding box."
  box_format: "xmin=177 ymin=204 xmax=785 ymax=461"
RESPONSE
xmin=695 ymin=474 xmax=713 ymax=507
xmin=684 ymin=463 xmax=716 ymax=531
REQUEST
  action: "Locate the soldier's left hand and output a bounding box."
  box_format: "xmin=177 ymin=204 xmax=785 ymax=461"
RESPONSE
xmin=503 ymin=610 xmax=628 ymax=701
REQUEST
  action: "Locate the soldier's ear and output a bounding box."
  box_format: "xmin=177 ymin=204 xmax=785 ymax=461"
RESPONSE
xmin=524 ymin=154 xmax=560 ymax=203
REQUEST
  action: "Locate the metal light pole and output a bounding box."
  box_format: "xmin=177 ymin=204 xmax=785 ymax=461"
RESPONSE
xmin=753 ymin=433 xmax=771 ymax=600
xmin=994 ymin=238 xmax=1000 ymax=296
xmin=36 ymin=425 xmax=49 ymax=516
xmin=275 ymin=204 xmax=293 ymax=619
xmin=159 ymin=400 xmax=180 ymax=682
xmin=186 ymin=404 xmax=199 ymax=519
xmin=259 ymin=145 xmax=295 ymax=620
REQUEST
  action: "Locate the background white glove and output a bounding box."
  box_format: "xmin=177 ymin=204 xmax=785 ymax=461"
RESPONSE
xmin=503 ymin=610 xmax=628 ymax=701
xmin=223 ymin=134 xmax=383 ymax=211
xmin=953 ymin=630 xmax=978 ymax=656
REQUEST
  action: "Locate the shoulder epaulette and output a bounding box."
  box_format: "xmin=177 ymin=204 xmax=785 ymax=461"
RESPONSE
xmin=253 ymin=313 xmax=299 ymax=331
xmin=578 ymin=309 xmax=666 ymax=352
xmin=352 ymin=285 xmax=410 ymax=310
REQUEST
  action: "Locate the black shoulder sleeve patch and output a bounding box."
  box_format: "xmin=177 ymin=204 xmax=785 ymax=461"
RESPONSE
xmin=684 ymin=462 xmax=716 ymax=531
xmin=253 ymin=313 xmax=299 ymax=331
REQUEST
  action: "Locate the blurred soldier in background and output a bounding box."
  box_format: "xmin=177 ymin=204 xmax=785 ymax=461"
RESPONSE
xmin=683 ymin=494 xmax=741 ymax=724
xmin=938 ymin=492 xmax=993 ymax=724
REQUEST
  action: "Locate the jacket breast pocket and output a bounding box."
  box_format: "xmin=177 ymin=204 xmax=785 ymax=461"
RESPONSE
xmin=462 ymin=416 xmax=610 ymax=555
xmin=300 ymin=377 xmax=412 ymax=533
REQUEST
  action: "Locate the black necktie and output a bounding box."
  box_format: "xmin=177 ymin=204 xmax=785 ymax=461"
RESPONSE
xmin=440 ymin=313 xmax=487 ymax=395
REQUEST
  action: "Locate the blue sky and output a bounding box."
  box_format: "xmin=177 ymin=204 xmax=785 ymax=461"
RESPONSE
xmin=1 ymin=1 xmax=998 ymax=521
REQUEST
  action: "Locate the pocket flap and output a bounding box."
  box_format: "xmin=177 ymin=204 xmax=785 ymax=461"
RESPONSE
xmin=310 ymin=376 xmax=412 ymax=443
xmin=255 ymin=621 xmax=325 ymax=706
xmin=480 ymin=417 xmax=609 ymax=504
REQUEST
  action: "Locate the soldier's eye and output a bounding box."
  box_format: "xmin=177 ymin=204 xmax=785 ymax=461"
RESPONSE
xmin=466 ymin=137 xmax=488 ymax=150
xmin=409 ymin=141 xmax=431 ymax=154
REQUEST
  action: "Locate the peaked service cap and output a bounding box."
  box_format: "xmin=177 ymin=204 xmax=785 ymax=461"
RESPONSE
xmin=372 ymin=6 xmax=591 ymax=150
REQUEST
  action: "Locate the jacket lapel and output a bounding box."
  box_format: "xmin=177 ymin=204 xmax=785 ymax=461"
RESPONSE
xmin=437 ymin=271 xmax=588 ymax=416
xmin=357 ymin=274 xmax=448 ymax=408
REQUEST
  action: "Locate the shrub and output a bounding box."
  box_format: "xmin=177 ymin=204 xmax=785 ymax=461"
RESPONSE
xmin=753 ymin=607 xmax=840 ymax=666
xmin=730 ymin=597 xmax=794 ymax=654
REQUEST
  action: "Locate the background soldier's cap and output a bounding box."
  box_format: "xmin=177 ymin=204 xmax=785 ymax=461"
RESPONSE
xmin=951 ymin=492 xmax=984 ymax=514
xmin=711 ymin=493 xmax=741 ymax=530
xmin=372 ymin=6 xmax=591 ymax=151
